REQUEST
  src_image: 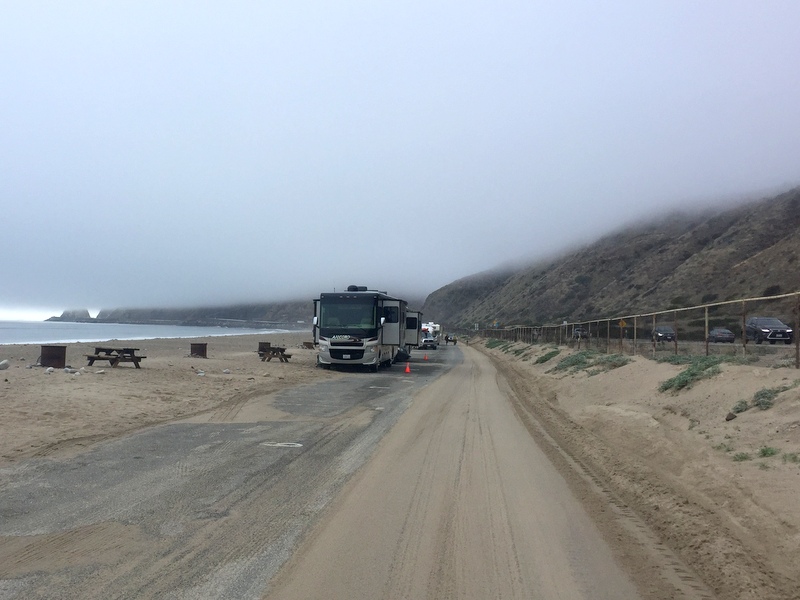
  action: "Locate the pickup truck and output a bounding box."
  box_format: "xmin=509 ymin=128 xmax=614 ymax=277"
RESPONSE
xmin=419 ymin=337 xmax=438 ymax=350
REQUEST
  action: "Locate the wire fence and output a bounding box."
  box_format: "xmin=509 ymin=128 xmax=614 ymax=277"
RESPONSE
xmin=476 ymin=291 xmax=800 ymax=369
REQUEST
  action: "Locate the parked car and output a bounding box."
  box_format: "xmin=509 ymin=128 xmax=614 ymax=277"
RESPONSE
xmin=572 ymin=326 xmax=589 ymax=339
xmin=745 ymin=317 xmax=793 ymax=344
xmin=707 ymin=327 xmax=735 ymax=343
xmin=651 ymin=325 xmax=676 ymax=342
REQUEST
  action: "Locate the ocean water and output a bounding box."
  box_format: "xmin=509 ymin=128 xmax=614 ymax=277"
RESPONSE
xmin=0 ymin=321 xmax=296 ymax=345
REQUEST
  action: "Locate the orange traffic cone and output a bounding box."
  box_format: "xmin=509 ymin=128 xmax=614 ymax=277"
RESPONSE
xmin=424 ymin=354 xmax=428 ymax=361
xmin=405 ymin=362 xmax=411 ymax=373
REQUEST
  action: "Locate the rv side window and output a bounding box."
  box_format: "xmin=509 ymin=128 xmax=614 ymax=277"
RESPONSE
xmin=383 ymin=307 xmax=399 ymax=323
xmin=406 ymin=316 xmax=418 ymax=329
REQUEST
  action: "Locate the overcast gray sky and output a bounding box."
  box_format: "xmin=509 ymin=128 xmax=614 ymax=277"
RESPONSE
xmin=3 ymin=1 xmax=799 ymax=320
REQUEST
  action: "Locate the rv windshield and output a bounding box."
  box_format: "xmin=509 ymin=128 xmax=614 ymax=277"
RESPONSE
xmin=319 ymin=299 xmax=376 ymax=333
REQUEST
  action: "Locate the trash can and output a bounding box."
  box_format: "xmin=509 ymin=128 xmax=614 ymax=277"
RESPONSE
xmin=190 ymin=343 xmax=208 ymax=358
xmin=40 ymin=345 xmax=67 ymax=368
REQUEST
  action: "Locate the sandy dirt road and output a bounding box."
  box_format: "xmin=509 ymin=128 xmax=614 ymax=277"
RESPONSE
xmin=264 ymin=346 xmax=707 ymax=599
xmin=0 ymin=353 xmax=440 ymax=599
xmin=1 ymin=339 xmax=721 ymax=599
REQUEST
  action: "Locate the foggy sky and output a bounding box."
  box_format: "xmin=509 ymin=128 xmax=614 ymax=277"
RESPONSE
xmin=3 ymin=1 xmax=799 ymax=320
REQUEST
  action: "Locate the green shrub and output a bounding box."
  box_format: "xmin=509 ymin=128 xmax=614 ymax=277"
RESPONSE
xmin=732 ymin=400 xmax=749 ymax=414
xmin=782 ymin=452 xmax=800 ymax=464
xmin=486 ymin=340 xmax=515 ymax=353
xmin=593 ymin=354 xmax=631 ymax=370
xmin=549 ymin=350 xmax=631 ymax=375
xmin=752 ymin=385 xmax=794 ymax=410
xmin=758 ymin=446 xmax=779 ymax=457
xmin=659 ymin=356 xmax=724 ymax=392
xmin=551 ymin=351 xmax=596 ymax=372
xmin=657 ymin=354 xmax=756 ymax=367
xmin=535 ymin=350 xmax=560 ymax=364
xmin=772 ymin=359 xmax=796 ymax=369
xmin=752 ymin=389 xmax=776 ymax=410
xmin=657 ymin=355 xmax=697 ymax=365
xmin=733 ymin=452 xmax=752 ymax=462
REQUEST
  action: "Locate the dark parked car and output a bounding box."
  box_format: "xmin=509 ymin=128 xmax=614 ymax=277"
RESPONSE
xmin=707 ymin=327 xmax=735 ymax=343
xmin=651 ymin=325 xmax=676 ymax=342
xmin=745 ymin=317 xmax=793 ymax=344
xmin=572 ymin=326 xmax=589 ymax=339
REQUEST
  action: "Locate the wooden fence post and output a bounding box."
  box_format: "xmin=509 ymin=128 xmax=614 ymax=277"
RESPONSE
xmin=652 ymin=314 xmax=656 ymax=355
xmin=673 ymin=310 xmax=678 ymax=356
xmin=795 ymin=294 xmax=799 ymax=369
xmin=742 ymin=301 xmax=747 ymax=357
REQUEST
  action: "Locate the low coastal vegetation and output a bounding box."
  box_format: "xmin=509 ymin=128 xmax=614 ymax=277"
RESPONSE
xmin=657 ymin=354 xmax=758 ymax=393
xmin=484 ymin=338 xmax=531 ymax=360
xmin=485 ymin=339 xmax=514 ymax=351
xmin=758 ymin=446 xmax=779 ymax=457
xmin=549 ymin=350 xmax=630 ymax=375
xmin=483 ymin=340 xmax=629 ymax=374
xmin=731 ymin=382 xmax=799 ymax=413
xmin=535 ymin=349 xmax=560 ymax=364
xmin=658 ymin=356 xmax=724 ymax=392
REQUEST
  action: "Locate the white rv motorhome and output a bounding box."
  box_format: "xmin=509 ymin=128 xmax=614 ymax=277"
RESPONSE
xmin=313 ymin=285 xmax=421 ymax=371
xmin=419 ymin=321 xmax=441 ymax=350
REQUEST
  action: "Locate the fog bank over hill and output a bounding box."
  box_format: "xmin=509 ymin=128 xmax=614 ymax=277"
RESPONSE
xmin=45 ymin=186 xmax=799 ymax=332
xmin=423 ymin=187 xmax=800 ymax=328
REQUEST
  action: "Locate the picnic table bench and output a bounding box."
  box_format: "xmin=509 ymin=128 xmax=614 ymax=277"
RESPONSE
xmin=85 ymin=347 xmax=146 ymax=368
xmin=257 ymin=346 xmax=292 ymax=362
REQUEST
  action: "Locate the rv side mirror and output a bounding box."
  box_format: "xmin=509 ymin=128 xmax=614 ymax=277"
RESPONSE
xmin=312 ymin=316 xmax=318 ymax=326
xmin=380 ymin=316 xmax=386 ymax=327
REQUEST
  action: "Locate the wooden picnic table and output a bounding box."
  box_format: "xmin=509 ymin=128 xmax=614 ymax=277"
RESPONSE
xmin=85 ymin=346 xmax=146 ymax=368
xmin=257 ymin=346 xmax=292 ymax=363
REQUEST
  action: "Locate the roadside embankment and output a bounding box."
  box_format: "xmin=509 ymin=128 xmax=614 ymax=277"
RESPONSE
xmin=473 ymin=337 xmax=800 ymax=600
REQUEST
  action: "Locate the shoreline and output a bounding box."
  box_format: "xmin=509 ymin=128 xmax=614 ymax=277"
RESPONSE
xmin=0 ymin=331 xmax=333 ymax=467
xmin=0 ymin=320 xmax=308 ymax=346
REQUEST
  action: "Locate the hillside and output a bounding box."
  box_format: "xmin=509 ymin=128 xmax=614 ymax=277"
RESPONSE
xmin=423 ymin=187 xmax=800 ymax=328
xmin=49 ymin=291 xmax=428 ymax=328
xmin=91 ymin=301 xmax=313 ymax=328
xmin=46 ymin=301 xmax=314 ymax=328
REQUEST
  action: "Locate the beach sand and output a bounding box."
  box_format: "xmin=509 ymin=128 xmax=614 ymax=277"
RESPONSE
xmin=2 ymin=332 xmax=800 ymax=597
xmin=0 ymin=331 xmax=336 ymax=466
